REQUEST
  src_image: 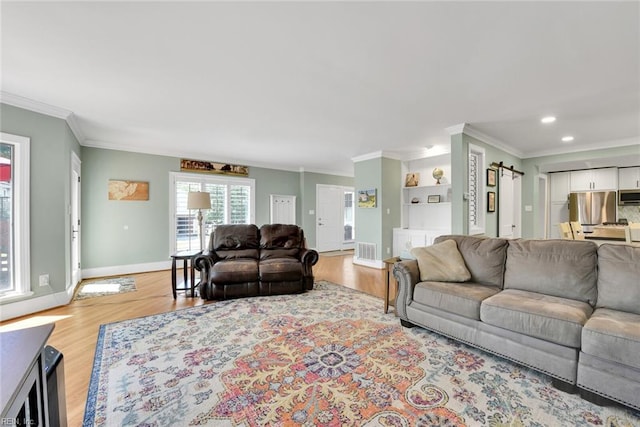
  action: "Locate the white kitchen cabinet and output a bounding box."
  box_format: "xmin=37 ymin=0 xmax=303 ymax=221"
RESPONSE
xmin=618 ymin=167 xmax=640 ymax=190
xmin=549 ymin=172 xmax=570 ymax=202
xmin=570 ymin=168 xmax=617 ymax=192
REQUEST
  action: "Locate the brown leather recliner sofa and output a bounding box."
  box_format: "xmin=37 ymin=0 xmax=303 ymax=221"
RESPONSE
xmin=194 ymin=224 xmax=319 ymax=300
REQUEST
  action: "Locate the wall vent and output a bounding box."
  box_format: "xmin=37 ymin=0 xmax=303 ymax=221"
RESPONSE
xmin=356 ymin=242 xmax=377 ymax=261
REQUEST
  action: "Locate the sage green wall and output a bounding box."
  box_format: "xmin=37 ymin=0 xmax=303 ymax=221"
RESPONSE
xmin=521 ymin=144 xmax=640 ymax=238
xmin=450 ymin=132 xmax=522 ymax=237
xmin=381 ymin=157 xmax=402 ymax=258
xmin=354 ymin=156 xmax=401 ymax=260
xmin=300 ymin=171 xmax=354 ymax=248
xmin=81 ymin=148 xmax=176 ymax=268
xmin=0 ymin=103 xmax=81 ymax=300
xmin=81 ymin=147 xmax=351 ymax=268
xmin=251 ymin=167 xmax=301 ymax=226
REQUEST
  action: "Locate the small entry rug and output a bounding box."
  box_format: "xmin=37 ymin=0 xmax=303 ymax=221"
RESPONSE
xmin=84 ymin=281 xmax=639 ymax=426
xmin=73 ymin=277 xmax=136 ymax=301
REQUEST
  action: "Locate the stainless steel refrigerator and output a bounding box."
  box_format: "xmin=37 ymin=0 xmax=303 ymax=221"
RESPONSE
xmin=569 ymin=191 xmax=616 ymax=232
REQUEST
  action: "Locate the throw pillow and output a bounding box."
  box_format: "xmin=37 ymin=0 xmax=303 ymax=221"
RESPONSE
xmin=411 ymin=239 xmax=471 ymax=282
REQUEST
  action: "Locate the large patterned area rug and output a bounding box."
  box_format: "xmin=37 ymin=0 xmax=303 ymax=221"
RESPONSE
xmin=84 ymin=281 xmax=639 ymax=426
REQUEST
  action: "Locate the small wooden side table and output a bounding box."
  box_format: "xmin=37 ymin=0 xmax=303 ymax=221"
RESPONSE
xmin=171 ymin=250 xmax=202 ymax=299
xmin=383 ymin=257 xmax=401 ymax=314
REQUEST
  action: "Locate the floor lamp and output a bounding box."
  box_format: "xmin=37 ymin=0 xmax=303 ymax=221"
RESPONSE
xmin=187 ymin=191 xmax=211 ymax=251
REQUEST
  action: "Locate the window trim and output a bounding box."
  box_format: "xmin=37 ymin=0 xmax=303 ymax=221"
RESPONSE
xmin=0 ymin=132 xmax=32 ymax=301
xmin=169 ymin=171 xmax=256 ymax=255
xmin=468 ymin=143 xmax=486 ymax=236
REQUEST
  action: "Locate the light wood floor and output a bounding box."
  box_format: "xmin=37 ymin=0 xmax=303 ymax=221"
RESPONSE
xmin=0 ymin=254 xmax=394 ymax=427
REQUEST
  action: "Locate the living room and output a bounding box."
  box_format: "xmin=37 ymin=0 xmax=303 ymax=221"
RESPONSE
xmin=1 ymin=1 xmax=639 ymax=425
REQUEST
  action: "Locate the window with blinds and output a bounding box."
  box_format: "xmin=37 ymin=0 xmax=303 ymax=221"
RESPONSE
xmin=171 ymin=173 xmax=255 ymax=253
xmin=468 ymin=144 xmax=485 ymax=235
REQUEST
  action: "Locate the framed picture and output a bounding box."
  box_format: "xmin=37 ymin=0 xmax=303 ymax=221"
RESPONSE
xmin=427 ymin=195 xmax=440 ymax=203
xmin=405 ymin=172 xmax=420 ymax=187
xmin=108 ymin=180 xmax=149 ymax=201
xmin=487 ymin=191 xmax=496 ymax=212
xmin=181 ymin=158 xmax=249 ymax=177
xmin=487 ymin=168 xmax=497 ymax=187
xmin=358 ymin=189 xmax=377 ymax=208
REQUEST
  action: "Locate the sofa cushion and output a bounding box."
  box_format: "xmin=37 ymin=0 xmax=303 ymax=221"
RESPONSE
xmin=213 ymin=224 xmax=260 ymax=251
xmin=259 ymin=258 xmax=303 ymax=282
xmin=413 ymin=281 xmax=501 ymax=320
xmin=582 ymin=308 xmax=640 ymax=369
xmin=480 ymin=289 xmax=593 ymax=348
xmin=504 ymin=239 xmax=598 ymax=306
xmin=434 ymin=235 xmax=508 ymax=288
xmin=411 ymin=240 xmax=471 ymax=282
xmin=260 ymin=224 xmax=302 ymax=248
xmin=210 ymin=259 xmax=259 ymax=283
xmin=596 ymin=244 xmax=640 ymax=315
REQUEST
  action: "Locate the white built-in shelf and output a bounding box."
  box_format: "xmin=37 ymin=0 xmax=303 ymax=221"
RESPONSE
xmin=403 ymin=184 xmax=451 ymax=190
xmin=404 ymin=202 xmax=452 ymax=206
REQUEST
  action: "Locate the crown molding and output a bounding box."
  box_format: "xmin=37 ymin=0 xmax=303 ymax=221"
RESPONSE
xmin=445 ymin=122 xmax=524 ymax=158
xmin=65 ymin=113 xmax=86 ymax=143
xmin=522 ymin=137 xmax=640 ymax=159
xmin=0 ymin=91 xmax=72 ymax=120
xmin=461 ymin=125 xmax=524 ymax=158
xmin=351 ymin=150 xmax=405 ymax=163
xmin=0 ymin=91 xmax=86 ymax=144
xmin=445 ymin=123 xmax=466 ymax=135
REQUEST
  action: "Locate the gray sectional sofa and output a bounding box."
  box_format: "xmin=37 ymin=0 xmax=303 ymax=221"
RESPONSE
xmin=393 ymin=235 xmax=640 ymax=411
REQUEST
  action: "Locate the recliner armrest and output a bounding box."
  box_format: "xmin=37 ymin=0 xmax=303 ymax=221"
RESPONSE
xmin=300 ymin=249 xmax=319 ymax=266
xmin=194 ymin=251 xmax=219 ymax=272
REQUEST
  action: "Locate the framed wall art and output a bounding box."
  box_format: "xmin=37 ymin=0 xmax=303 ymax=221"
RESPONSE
xmin=108 ymin=180 xmax=149 ymax=201
xmin=181 ymin=158 xmax=249 ymax=177
xmin=487 ymin=191 xmax=496 ymax=212
xmin=405 ymin=173 xmax=420 ymax=187
xmin=487 ymin=168 xmax=497 ymax=187
xmin=487 ymin=169 xmax=498 ymax=187
xmin=358 ymin=189 xmax=377 ymax=208
xmin=427 ymin=195 xmax=441 ymax=203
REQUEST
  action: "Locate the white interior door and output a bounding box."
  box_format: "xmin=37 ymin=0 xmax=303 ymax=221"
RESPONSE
xmin=71 ymin=153 xmax=81 ymax=288
xmin=499 ymin=169 xmax=522 ymax=238
xmin=316 ymin=185 xmax=343 ymax=252
xmin=270 ymin=195 xmax=296 ymax=224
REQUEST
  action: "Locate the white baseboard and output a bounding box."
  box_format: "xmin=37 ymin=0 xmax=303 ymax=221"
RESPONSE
xmin=0 ymin=262 xmax=172 ymax=322
xmin=0 ymin=286 xmax=75 ymax=322
xmin=352 ymin=256 xmax=384 ymax=269
xmin=82 ymin=260 xmax=172 ymax=279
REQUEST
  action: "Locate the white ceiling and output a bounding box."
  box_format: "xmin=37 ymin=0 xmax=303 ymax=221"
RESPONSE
xmin=2 ymin=1 xmax=639 ymax=176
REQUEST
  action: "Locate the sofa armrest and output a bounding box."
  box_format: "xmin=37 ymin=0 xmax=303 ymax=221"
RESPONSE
xmin=194 ymin=251 xmax=219 ymax=285
xmin=393 ymin=260 xmax=420 ymax=320
xmin=194 ymin=251 xmax=218 ymax=270
xmin=300 ymin=249 xmax=319 ymax=266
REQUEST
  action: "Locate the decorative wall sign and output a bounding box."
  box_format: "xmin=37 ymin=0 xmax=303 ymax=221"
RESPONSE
xmin=487 ymin=168 xmax=497 ymax=187
xmin=108 ymin=180 xmax=149 ymax=201
xmin=487 ymin=191 xmax=496 ymax=212
xmin=358 ymin=189 xmax=377 ymax=208
xmin=180 ymin=158 xmax=249 ymax=177
xmin=427 ymin=195 xmax=441 ymax=203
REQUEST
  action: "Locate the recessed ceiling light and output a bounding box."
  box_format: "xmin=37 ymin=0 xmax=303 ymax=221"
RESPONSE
xmin=561 ymin=136 xmax=574 ymax=142
xmin=541 ymin=116 xmax=556 ymax=124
